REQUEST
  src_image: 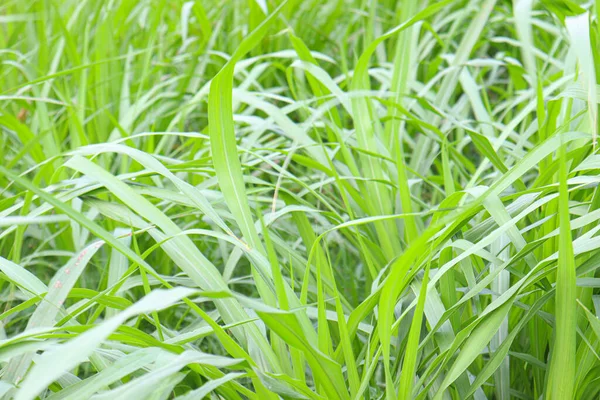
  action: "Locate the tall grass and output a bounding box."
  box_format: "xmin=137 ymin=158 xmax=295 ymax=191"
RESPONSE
xmin=0 ymin=0 xmax=599 ymax=399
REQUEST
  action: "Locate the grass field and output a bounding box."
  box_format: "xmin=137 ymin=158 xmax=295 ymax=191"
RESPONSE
xmin=1 ymin=0 xmax=600 ymax=398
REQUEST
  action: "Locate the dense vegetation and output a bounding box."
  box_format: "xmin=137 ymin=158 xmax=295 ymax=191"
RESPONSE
xmin=1 ymin=0 xmax=600 ymax=398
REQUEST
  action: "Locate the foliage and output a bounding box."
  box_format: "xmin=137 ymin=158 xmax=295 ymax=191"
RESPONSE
xmin=1 ymin=0 xmax=600 ymax=399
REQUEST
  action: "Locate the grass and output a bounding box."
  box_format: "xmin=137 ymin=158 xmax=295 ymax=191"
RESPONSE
xmin=1 ymin=0 xmax=600 ymax=398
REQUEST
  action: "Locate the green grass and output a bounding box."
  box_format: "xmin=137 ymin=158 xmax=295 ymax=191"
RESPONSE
xmin=1 ymin=0 xmax=600 ymax=398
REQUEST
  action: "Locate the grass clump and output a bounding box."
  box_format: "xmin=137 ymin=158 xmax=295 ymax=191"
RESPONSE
xmin=1 ymin=0 xmax=600 ymax=399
